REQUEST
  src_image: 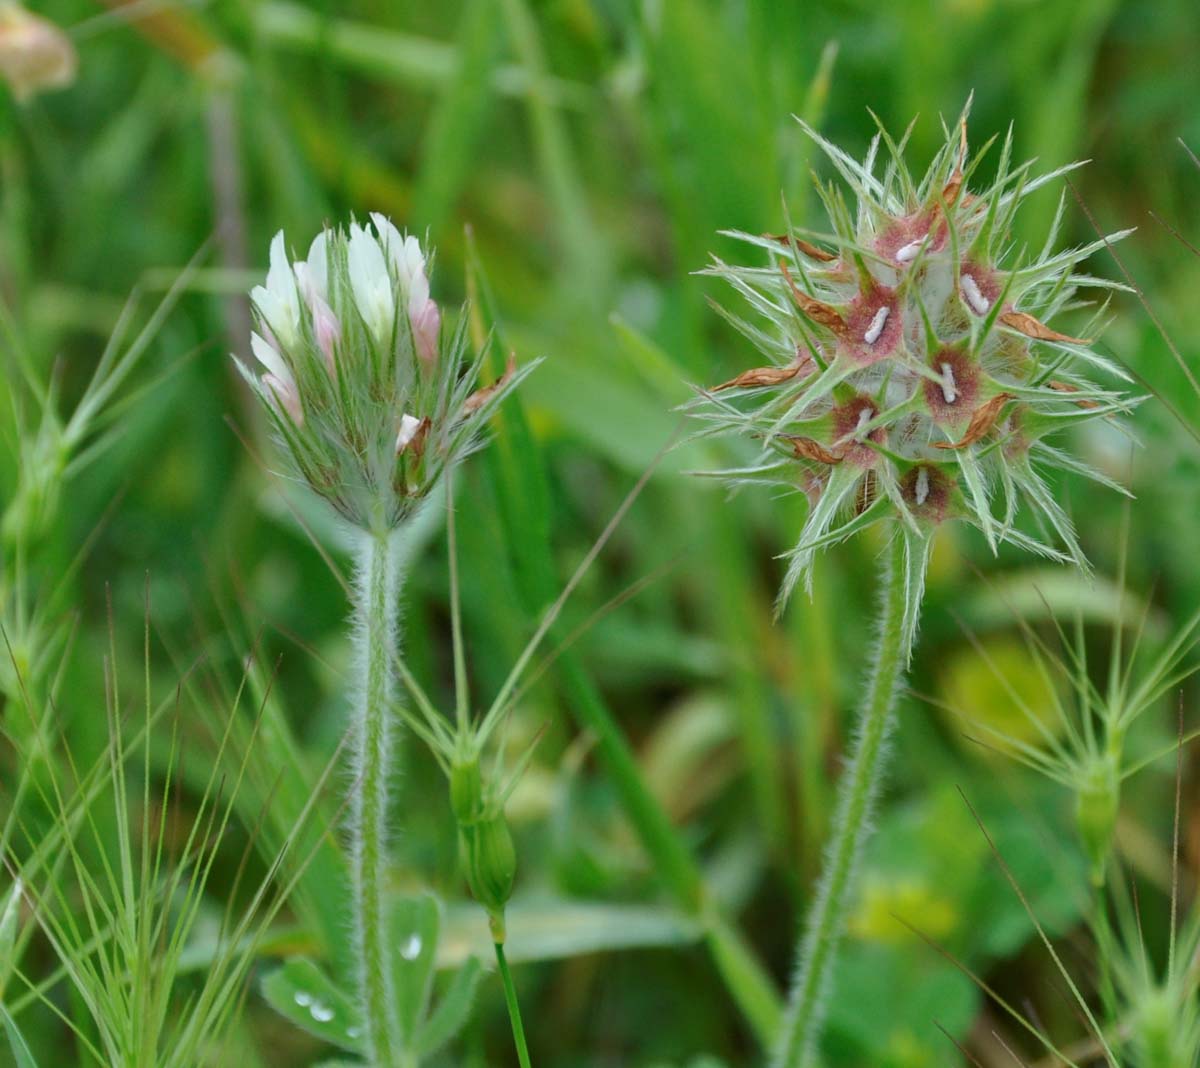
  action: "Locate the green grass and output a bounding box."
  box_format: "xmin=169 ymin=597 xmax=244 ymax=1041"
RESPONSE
xmin=2 ymin=1 xmax=1200 ymax=1065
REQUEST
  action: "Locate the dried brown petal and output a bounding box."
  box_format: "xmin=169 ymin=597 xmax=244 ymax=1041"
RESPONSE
xmin=933 ymin=392 xmax=1014 ymax=450
xmin=713 ymin=363 xmax=803 ymax=391
xmin=763 ymin=233 xmax=838 ymax=263
xmin=941 ymin=119 xmax=968 ymax=206
xmin=408 ymin=417 xmax=431 ymax=460
xmin=787 ymin=436 xmax=843 ymax=465
xmin=999 ymin=310 xmax=1089 ymax=345
xmin=463 ymin=352 xmax=517 ymax=414
xmin=778 ymin=261 xmax=844 ymax=330
xmin=1048 ymin=380 xmax=1100 ymax=410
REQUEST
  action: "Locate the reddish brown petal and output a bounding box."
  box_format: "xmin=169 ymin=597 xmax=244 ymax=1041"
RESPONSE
xmin=778 ymin=261 xmax=844 ymax=330
xmin=933 ymin=392 xmax=1014 ymax=449
xmin=463 ymin=352 xmax=517 ymax=414
xmin=408 ymin=416 xmax=431 ymax=459
xmin=941 ymin=119 xmax=968 ymax=206
xmin=713 ymin=363 xmax=803 ymax=391
xmin=763 ymin=233 xmax=838 ymax=263
xmin=1048 ymin=380 xmax=1101 ymax=410
xmin=787 ymin=436 xmax=843 ymax=465
xmin=999 ymin=310 xmax=1089 ymax=345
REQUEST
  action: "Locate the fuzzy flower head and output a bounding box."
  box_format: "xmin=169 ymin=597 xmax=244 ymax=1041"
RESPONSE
xmin=237 ymin=217 xmax=532 ymax=533
xmin=691 ymin=103 xmax=1136 ymax=647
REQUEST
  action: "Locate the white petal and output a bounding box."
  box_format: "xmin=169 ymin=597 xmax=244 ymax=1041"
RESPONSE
xmin=370 ymin=212 xmax=404 ymax=266
xmin=395 ymin=412 xmax=421 ymax=453
xmin=257 ymin=231 xmax=301 ymax=346
xmin=251 ymin=331 xmax=293 ymax=388
xmin=347 ymin=223 xmax=394 ymax=341
xmin=299 ymin=230 xmax=330 ymax=301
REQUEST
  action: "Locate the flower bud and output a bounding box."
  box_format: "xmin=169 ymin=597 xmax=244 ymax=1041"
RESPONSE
xmin=458 ymin=814 xmax=517 ymax=936
xmin=449 ymin=755 xmax=516 ymax=939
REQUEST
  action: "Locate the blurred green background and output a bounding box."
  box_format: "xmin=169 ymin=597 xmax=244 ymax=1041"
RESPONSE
xmin=3 ymin=0 xmax=1200 ymax=1065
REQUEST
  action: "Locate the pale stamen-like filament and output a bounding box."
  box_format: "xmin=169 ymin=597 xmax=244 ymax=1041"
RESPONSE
xmin=961 ymin=274 xmax=990 ymax=315
xmin=915 ymin=466 xmax=930 ymax=506
xmin=939 ymin=362 xmax=958 ymax=405
xmin=863 ymin=306 xmax=890 ymax=345
xmin=854 ymin=407 xmax=872 ymax=439
xmin=895 ymin=239 xmax=923 ymax=264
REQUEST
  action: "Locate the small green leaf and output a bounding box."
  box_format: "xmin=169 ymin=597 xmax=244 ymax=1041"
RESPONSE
xmin=416 ymin=957 xmax=483 ymax=1057
xmin=390 ymin=893 xmax=441 ymax=1041
xmin=0 ymin=1003 xmax=39 ymax=1068
xmin=437 ymin=901 xmax=703 ymax=968
xmin=261 ymin=958 xmax=363 ymax=1054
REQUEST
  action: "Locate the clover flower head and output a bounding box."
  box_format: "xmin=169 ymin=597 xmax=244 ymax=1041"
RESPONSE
xmin=690 ymin=102 xmax=1138 ymax=647
xmin=237 ymin=217 xmax=534 ymax=533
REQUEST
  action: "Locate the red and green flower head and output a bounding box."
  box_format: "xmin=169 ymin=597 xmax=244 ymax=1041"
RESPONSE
xmin=690 ymin=102 xmax=1136 ymax=651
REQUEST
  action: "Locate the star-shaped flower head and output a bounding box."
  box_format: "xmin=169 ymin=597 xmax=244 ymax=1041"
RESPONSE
xmin=690 ymin=102 xmax=1137 ymax=650
xmin=237 ymin=216 xmax=535 ymax=534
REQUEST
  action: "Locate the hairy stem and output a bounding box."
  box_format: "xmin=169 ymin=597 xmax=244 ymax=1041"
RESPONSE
xmin=772 ymin=533 xmax=913 ymax=1068
xmin=353 ymin=529 xmax=401 ymax=1066
xmin=494 ymin=941 xmax=533 ymax=1068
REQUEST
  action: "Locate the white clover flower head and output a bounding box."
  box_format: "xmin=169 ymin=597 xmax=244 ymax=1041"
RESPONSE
xmin=690 ymin=102 xmax=1138 ymax=648
xmin=235 ymin=217 xmax=535 ymax=533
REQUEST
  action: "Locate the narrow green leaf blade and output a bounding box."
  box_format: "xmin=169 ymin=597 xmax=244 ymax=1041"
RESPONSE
xmin=416 ymin=957 xmax=483 ymax=1057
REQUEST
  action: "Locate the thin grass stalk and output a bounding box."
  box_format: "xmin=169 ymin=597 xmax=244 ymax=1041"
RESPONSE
xmin=772 ymin=531 xmax=911 ymax=1067
xmin=352 ymin=528 xmax=401 ymax=1066
xmin=494 ymin=942 xmax=533 ymax=1068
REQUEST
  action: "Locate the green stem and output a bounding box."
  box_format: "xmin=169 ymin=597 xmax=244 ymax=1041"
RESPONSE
xmin=771 ymin=533 xmax=912 ymax=1068
xmin=494 ymin=941 xmax=533 ymax=1068
xmin=353 ymin=529 xmax=401 ymax=1067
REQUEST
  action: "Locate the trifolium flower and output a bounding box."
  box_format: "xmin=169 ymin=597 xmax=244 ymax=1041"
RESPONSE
xmin=0 ymin=3 xmax=76 ymax=102
xmin=690 ymin=102 xmax=1137 ymax=649
xmin=237 ymin=217 xmax=535 ymax=534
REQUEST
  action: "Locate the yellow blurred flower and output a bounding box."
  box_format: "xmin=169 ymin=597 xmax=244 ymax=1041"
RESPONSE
xmin=0 ymin=3 xmax=76 ymax=102
xmin=849 ymin=875 xmax=958 ymax=944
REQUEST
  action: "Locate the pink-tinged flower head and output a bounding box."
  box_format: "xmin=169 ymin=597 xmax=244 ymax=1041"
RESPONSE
xmin=235 ymin=218 xmax=538 ymax=533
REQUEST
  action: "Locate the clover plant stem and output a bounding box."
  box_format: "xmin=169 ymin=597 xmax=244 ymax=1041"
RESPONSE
xmin=353 ymin=527 xmax=401 ymax=1067
xmin=772 ymin=532 xmax=912 ymax=1068
xmin=495 ymin=941 xmax=533 ymax=1068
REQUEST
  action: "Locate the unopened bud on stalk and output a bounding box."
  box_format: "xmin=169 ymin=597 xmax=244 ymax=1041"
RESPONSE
xmin=0 ymin=3 xmax=76 ymax=102
xmin=450 ymin=756 xmax=517 ymax=941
